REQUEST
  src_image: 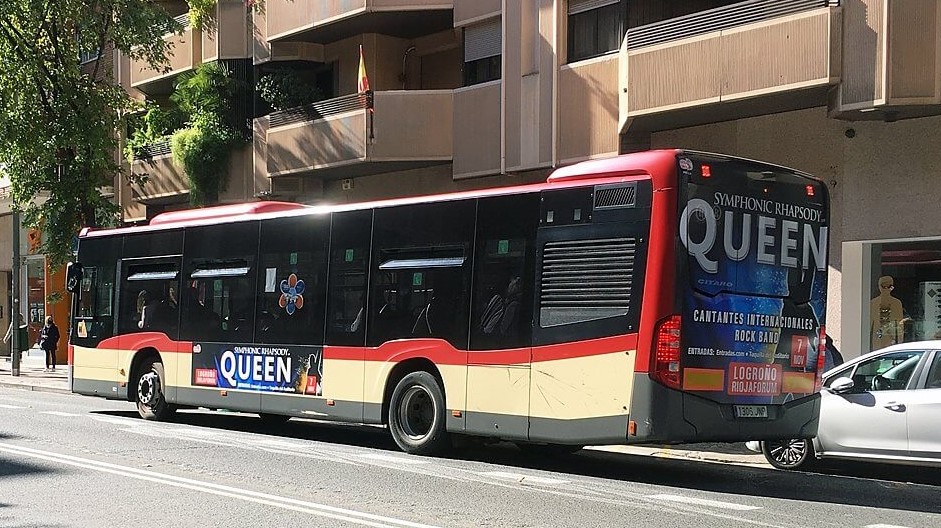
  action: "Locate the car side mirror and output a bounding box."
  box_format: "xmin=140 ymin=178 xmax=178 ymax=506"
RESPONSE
xmin=66 ymin=262 xmax=83 ymax=293
xmin=827 ymin=376 xmax=855 ymax=394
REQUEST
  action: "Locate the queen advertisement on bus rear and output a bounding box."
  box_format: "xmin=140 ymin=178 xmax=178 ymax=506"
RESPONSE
xmin=679 ymin=173 xmax=828 ymax=405
xmin=191 ymin=343 xmax=324 ymax=396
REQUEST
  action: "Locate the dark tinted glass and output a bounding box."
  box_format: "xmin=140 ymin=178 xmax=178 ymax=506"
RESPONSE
xmin=119 ymin=258 xmax=181 ymax=338
xmin=368 ymin=201 xmax=475 ymax=347
xmin=470 ymin=194 xmax=539 ymax=350
xmin=180 ymin=222 xmax=259 ymax=342
xmin=568 ymin=2 xmax=624 ymax=63
xmin=124 ymin=231 xmax=182 ymax=257
xmin=257 ymin=215 xmax=329 ymax=345
xmin=463 ymin=55 xmax=501 ymax=86
xmin=72 ymin=236 xmax=121 ymax=345
xmin=325 ymin=210 xmax=372 ymax=346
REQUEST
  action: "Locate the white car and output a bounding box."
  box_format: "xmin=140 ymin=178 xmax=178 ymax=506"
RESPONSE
xmin=752 ymin=341 xmax=941 ymax=470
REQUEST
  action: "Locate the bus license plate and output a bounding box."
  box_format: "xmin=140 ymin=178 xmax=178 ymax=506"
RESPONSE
xmin=734 ymin=405 xmax=768 ymax=418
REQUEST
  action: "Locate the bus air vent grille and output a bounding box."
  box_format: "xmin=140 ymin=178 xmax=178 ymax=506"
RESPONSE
xmin=594 ymin=184 xmax=636 ymax=209
xmin=539 ymin=237 xmax=634 ymax=326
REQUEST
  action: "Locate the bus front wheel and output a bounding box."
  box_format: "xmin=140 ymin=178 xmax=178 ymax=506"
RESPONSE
xmin=388 ymin=371 xmax=450 ymax=455
xmin=136 ymin=359 xmax=174 ymax=421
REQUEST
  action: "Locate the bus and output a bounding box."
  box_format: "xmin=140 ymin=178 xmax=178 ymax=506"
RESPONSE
xmin=67 ymin=150 xmax=829 ymax=455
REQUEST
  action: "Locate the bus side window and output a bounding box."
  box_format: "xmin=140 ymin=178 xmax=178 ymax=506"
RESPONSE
xmin=368 ymin=201 xmax=475 ymax=348
xmin=180 ymin=222 xmax=259 ymax=343
xmin=257 ymin=216 xmax=328 ymax=345
xmin=325 ymin=210 xmax=372 ymax=346
xmin=470 ymin=194 xmax=539 ymax=351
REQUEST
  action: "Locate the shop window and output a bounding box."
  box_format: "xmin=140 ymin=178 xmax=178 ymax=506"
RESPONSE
xmin=567 ymin=0 xmax=625 ymax=63
xmin=867 ymin=241 xmax=941 ymax=352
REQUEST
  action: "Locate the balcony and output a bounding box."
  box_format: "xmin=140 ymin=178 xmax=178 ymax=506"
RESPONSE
xmin=264 ymin=91 xmax=453 ymax=180
xmin=453 ymin=81 xmax=501 ymax=179
xmin=833 ymin=0 xmax=941 ymax=121
xmin=621 ymin=0 xmax=841 ymax=134
xmin=128 ymin=142 xmax=254 ymax=204
xmin=130 ymin=14 xmax=202 ymax=94
xmin=265 ymin=0 xmax=453 ymax=43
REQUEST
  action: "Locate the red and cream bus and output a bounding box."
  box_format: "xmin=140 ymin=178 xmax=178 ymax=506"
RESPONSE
xmin=67 ymin=150 xmax=829 ymax=455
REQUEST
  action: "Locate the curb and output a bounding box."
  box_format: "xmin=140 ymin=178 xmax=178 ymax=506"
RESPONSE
xmin=0 ymin=380 xmax=72 ymax=395
xmin=589 ymin=445 xmax=768 ymax=467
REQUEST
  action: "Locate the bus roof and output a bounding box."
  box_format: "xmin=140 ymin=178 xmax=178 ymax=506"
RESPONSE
xmin=83 ymin=149 xmax=688 ymax=238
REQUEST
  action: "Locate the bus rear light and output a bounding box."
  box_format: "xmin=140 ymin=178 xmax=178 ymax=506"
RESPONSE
xmin=806 ymin=185 xmax=816 ymax=197
xmin=700 ymin=164 xmax=712 ymax=178
xmin=815 ymin=325 xmax=827 ymax=391
xmin=652 ymin=315 xmax=683 ymax=390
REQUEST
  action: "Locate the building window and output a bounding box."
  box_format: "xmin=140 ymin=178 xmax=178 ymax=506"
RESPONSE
xmin=463 ymin=19 xmax=502 ymax=86
xmin=567 ymin=0 xmax=625 ymax=63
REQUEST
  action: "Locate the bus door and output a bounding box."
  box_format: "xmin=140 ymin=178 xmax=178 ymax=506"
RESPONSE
xmin=465 ymin=194 xmax=539 ymax=440
xmin=70 ymin=236 xmax=120 ymax=398
xmin=529 ymin=183 xmax=650 ymax=444
xmin=117 ymin=256 xmax=183 ymax=401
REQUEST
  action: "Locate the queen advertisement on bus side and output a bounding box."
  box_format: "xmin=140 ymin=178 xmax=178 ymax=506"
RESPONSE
xmin=678 ymin=159 xmax=828 ymax=405
xmin=191 ymin=343 xmax=324 ymax=397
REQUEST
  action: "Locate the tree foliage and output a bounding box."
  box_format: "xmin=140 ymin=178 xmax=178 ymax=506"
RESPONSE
xmin=0 ymin=1 xmax=192 ymax=268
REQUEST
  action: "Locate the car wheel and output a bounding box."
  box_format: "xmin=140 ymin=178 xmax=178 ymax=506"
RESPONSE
xmin=136 ymin=359 xmax=174 ymax=421
xmin=388 ymin=371 xmax=450 ymax=455
xmin=761 ymin=438 xmax=816 ymax=470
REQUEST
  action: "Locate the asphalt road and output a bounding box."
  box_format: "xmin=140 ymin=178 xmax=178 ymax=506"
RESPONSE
xmin=1 ymin=387 xmax=939 ymax=528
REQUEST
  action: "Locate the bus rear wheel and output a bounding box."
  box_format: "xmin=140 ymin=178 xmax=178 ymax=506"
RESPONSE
xmin=136 ymin=359 xmax=174 ymax=421
xmin=388 ymin=371 xmax=450 ymax=455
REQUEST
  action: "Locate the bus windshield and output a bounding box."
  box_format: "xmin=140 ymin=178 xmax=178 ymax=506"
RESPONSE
xmin=677 ymin=153 xmax=829 ymax=406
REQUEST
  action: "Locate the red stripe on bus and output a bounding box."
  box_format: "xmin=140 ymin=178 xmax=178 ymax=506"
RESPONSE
xmin=89 ymin=334 xmax=639 ymax=367
xmin=96 ymin=333 xmax=192 ymax=353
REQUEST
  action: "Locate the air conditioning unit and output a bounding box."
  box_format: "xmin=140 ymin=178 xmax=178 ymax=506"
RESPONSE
xmin=270 ymin=176 xmax=302 ymax=196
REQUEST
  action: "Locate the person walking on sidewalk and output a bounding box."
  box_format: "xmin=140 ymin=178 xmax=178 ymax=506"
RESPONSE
xmin=3 ymin=313 xmax=29 ymax=357
xmin=38 ymin=316 xmax=60 ymax=372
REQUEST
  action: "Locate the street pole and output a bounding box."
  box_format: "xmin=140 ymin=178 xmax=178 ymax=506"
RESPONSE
xmin=11 ymin=209 xmax=20 ymax=376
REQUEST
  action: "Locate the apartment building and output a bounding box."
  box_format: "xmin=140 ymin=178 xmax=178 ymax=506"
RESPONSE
xmin=108 ymin=0 xmax=941 ymax=359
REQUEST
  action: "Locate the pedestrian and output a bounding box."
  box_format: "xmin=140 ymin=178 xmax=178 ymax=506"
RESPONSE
xmin=38 ymin=315 xmax=60 ymax=371
xmin=3 ymin=313 xmax=29 ymax=356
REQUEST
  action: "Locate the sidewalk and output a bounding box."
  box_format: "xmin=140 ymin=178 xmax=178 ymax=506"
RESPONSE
xmin=591 ymin=443 xmax=767 ymax=466
xmin=0 ymin=348 xmax=70 ymax=394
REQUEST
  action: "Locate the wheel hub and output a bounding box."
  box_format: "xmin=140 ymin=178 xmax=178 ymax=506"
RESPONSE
xmin=398 ymin=386 xmax=435 ymax=440
xmin=138 ymin=370 xmax=160 ymax=407
xmin=768 ymin=439 xmax=806 ymax=466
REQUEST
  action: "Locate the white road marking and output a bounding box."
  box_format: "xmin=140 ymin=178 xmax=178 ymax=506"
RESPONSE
xmin=39 ymin=411 xmax=78 ymax=417
xmin=647 ymin=494 xmax=760 ymax=511
xmin=357 ymin=453 xmax=430 ymax=465
xmin=481 ymin=471 xmax=569 ymax=485
xmin=0 ymin=442 xmax=440 ymax=528
xmin=865 ymin=525 xmax=914 ymax=528
xmin=0 ymin=404 xmax=25 ymax=409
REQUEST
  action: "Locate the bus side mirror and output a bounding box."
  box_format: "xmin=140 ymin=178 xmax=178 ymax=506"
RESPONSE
xmin=66 ymin=262 xmax=84 ymax=293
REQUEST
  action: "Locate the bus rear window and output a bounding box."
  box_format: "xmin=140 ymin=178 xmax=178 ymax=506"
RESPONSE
xmin=678 ymin=156 xmax=828 ymax=300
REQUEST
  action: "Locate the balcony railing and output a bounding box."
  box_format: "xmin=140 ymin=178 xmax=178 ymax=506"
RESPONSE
xmin=269 ymin=93 xmax=371 ymax=128
xmin=623 ymin=1 xmax=841 ymax=129
xmin=626 ymin=0 xmax=840 ymax=50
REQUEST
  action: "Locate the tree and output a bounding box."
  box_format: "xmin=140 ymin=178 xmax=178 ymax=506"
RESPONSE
xmin=0 ymin=1 xmax=185 ymax=269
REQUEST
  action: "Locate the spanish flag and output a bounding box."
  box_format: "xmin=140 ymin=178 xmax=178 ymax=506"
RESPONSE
xmin=357 ymin=44 xmax=370 ymax=94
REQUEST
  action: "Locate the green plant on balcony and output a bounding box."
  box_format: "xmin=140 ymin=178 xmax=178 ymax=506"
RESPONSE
xmin=187 ymin=0 xmax=266 ymax=29
xmin=169 ymin=62 xmax=240 ymax=205
xmin=124 ymin=103 xmax=184 ymax=163
xmin=257 ymin=70 xmax=326 ymax=111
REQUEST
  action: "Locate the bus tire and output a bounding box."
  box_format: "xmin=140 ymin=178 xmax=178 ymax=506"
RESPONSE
xmin=388 ymin=371 xmax=450 ymax=455
xmin=761 ymin=438 xmax=816 ymax=471
xmin=136 ymin=359 xmax=174 ymax=421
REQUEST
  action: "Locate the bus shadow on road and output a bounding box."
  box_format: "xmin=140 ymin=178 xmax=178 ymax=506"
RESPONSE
xmin=463 ymin=444 xmax=941 ymax=514
xmin=89 ymin=409 xmax=940 ymax=515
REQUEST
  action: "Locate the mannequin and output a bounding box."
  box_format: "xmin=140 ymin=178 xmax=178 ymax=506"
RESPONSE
xmin=870 ymin=275 xmax=904 ymax=350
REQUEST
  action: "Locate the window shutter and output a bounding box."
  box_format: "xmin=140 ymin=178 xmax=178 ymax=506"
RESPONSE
xmin=568 ymin=0 xmax=620 ymax=15
xmin=464 ymin=19 xmax=502 ymax=62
